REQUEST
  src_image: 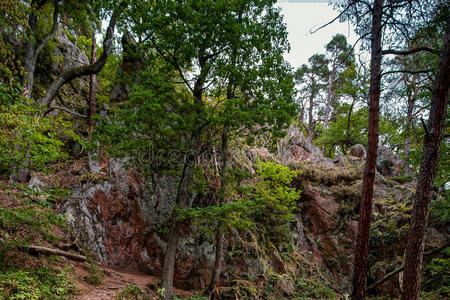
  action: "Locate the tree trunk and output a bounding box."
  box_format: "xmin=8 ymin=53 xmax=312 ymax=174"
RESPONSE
xmin=22 ymin=0 xmax=59 ymax=98
xmin=161 ymin=135 xmax=199 ymax=300
xmin=402 ymin=15 xmax=450 ymax=300
xmin=206 ymin=126 xmax=229 ymax=299
xmin=351 ymin=0 xmax=383 ymax=299
xmin=23 ymin=28 xmax=37 ymax=98
xmin=88 ymin=33 xmax=97 ymax=134
xmin=307 ymin=78 xmax=315 ymax=140
xmin=26 ymin=245 xmax=86 ymax=261
xmin=161 ymin=61 xmax=209 ymax=298
xmin=404 ymin=74 xmax=417 ymax=160
xmin=324 ymin=60 xmax=336 ymax=129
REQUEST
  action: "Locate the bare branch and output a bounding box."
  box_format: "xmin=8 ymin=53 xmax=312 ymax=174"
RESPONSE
xmin=309 ymin=2 xmax=355 ymax=34
xmin=45 ymin=106 xmax=87 ymax=118
xmin=341 ymin=31 xmax=371 ymax=62
xmin=382 ymin=69 xmax=434 ymax=76
xmin=382 ymin=47 xmax=439 ymax=56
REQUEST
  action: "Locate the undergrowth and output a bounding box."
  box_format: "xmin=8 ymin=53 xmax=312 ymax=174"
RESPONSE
xmin=0 ymin=266 xmax=76 ymax=299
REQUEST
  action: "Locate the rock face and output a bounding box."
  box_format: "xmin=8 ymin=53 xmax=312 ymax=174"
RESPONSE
xmin=35 ymin=29 xmax=89 ymax=126
xmin=376 ymin=145 xmax=410 ymax=177
xmin=110 ymin=32 xmax=140 ymax=102
xmin=281 ymin=125 xmax=334 ymax=167
xmin=53 ymin=30 xmax=90 ymax=72
xmin=62 ymin=130 xmax=446 ymax=297
xmin=63 ymin=158 xmax=216 ymax=289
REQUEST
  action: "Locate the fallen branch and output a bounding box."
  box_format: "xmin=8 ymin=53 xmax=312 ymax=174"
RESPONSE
xmin=26 ymin=245 xmax=86 ymax=262
xmin=58 ymin=237 xmax=80 ymax=251
xmin=366 ymin=242 xmax=450 ymax=291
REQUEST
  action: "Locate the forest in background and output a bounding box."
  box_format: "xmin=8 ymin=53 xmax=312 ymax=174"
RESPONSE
xmin=0 ymin=0 xmax=448 ymax=299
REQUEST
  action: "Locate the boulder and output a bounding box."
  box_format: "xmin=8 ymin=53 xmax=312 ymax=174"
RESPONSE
xmin=277 ymin=277 xmax=295 ymax=296
xmin=376 ymin=145 xmax=410 ymax=177
xmin=349 ymin=144 xmax=366 ymax=159
xmin=11 ymin=168 xmax=31 ymax=183
xmin=28 ymin=174 xmax=46 ymax=190
xmin=333 ymin=154 xmax=347 ymax=167
xmin=281 ymin=125 xmax=325 ymax=164
xmin=111 ymin=32 xmax=140 ymax=102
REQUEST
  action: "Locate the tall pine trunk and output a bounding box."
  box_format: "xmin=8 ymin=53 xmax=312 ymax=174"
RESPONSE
xmin=88 ymin=33 xmax=97 ymax=134
xmin=324 ymin=60 xmax=336 ymax=129
xmin=307 ymin=78 xmax=315 ymax=140
xmin=402 ymin=15 xmax=450 ymax=300
xmin=404 ymin=74 xmax=418 ymax=160
xmin=351 ymin=0 xmax=383 ymax=298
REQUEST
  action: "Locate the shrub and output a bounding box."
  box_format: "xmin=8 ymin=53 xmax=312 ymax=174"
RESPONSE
xmin=0 ymin=82 xmax=81 ymax=175
xmin=0 ymin=266 xmax=76 ymax=299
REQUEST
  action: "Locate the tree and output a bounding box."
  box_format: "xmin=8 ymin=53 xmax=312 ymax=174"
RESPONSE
xmin=7 ymin=0 xmax=126 ymax=107
xmin=39 ymin=1 xmax=127 ymax=106
xmin=22 ymin=0 xmax=60 ymax=98
xmin=88 ymin=31 xmax=97 ymax=134
xmin=117 ymin=1 xmax=296 ymax=298
xmin=331 ymin=1 xmax=442 ymax=297
xmin=295 ymin=54 xmax=329 ymax=140
xmin=323 ymin=34 xmax=354 ymax=129
xmin=402 ymin=11 xmax=449 ymax=299
xmin=351 ymin=1 xmax=384 ymax=297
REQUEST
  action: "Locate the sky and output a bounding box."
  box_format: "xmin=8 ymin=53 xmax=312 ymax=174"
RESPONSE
xmin=276 ymin=2 xmax=357 ymax=69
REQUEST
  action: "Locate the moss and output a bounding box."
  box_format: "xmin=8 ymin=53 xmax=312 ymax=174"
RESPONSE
xmin=296 ymin=161 xmax=362 ymax=187
xmin=331 ymin=181 xmax=361 ymax=202
xmin=79 ymin=173 xmax=109 ymax=184
xmin=229 ymin=279 xmax=258 ymax=297
xmin=389 ymin=175 xmax=413 ymax=184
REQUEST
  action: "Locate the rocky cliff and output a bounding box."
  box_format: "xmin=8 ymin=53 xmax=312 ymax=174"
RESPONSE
xmin=59 ymin=127 xmax=448 ymax=298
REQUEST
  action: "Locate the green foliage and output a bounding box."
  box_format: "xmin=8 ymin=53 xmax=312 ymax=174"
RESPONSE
xmin=116 ymin=285 xmax=150 ymax=300
xmin=84 ymin=259 xmax=103 ymax=286
xmin=0 ymin=205 xmax=66 ymax=247
xmin=173 ymin=295 xmax=207 ymax=300
xmin=0 ymin=82 xmax=81 ymax=174
xmin=293 ymin=276 xmax=336 ymax=299
xmin=431 ymin=189 xmax=450 ymax=222
xmin=180 ymin=161 xmax=300 ymax=247
xmin=389 ymin=175 xmax=413 ymax=184
xmin=0 ymin=266 xmax=76 ymax=300
xmin=0 ymin=182 xmax=67 ymax=262
xmin=317 ymin=106 xmax=368 ymax=156
xmin=422 ymin=248 xmax=450 ymax=296
xmin=248 ymin=161 xmax=301 ymax=246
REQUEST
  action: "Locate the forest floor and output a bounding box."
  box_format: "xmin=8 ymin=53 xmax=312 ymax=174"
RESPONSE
xmin=73 ymin=261 xmax=195 ymax=300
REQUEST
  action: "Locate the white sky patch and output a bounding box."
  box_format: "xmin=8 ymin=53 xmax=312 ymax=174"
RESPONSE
xmin=276 ymin=2 xmax=357 ymax=69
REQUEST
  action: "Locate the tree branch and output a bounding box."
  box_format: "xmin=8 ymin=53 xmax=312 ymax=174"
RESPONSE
xmin=382 ymin=47 xmax=439 ymax=56
xmin=365 ymin=242 xmax=449 ymax=291
xmin=26 ymin=244 xmax=86 ymax=261
xmin=309 ymin=2 xmax=355 ymax=34
xmin=38 ymin=1 xmax=127 ymax=106
xmin=34 ymin=0 xmax=59 ymax=58
xmin=382 ymin=69 xmax=434 ymax=76
xmin=45 ymin=106 xmax=87 ymax=118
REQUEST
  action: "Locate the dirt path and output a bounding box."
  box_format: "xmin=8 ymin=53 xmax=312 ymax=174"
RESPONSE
xmin=73 ymin=263 xmax=194 ymax=300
